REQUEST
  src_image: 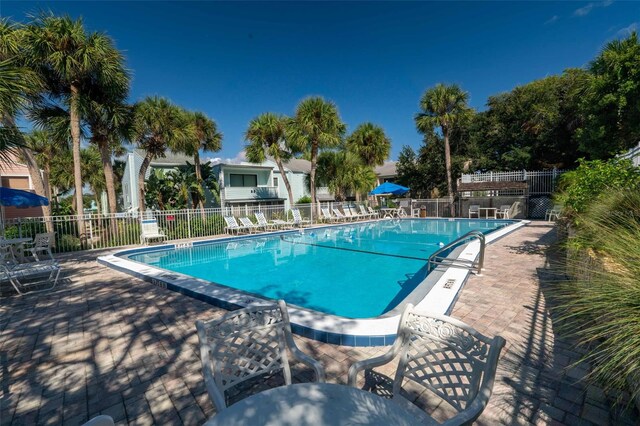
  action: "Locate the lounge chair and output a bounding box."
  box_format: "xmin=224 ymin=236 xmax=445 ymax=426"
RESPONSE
xmin=140 ymin=219 xmax=167 ymax=245
xmin=291 ymin=209 xmax=310 ymax=227
xmin=196 ymin=300 xmax=325 ymax=411
xmin=367 ymin=206 xmax=380 ymax=218
xmin=358 ymin=205 xmax=373 ymax=219
xmin=255 ymin=212 xmax=283 ymax=230
xmin=496 ymin=204 xmax=512 ymax=219
xmin=22 ymin=232 xmax=55 ymax=261
xmin=0 ymin=245 xmax=61 ymax=296
xmin=349 ymin=206 xmax=367 ymax=220
xmin=332 ymin=208 xmax=347 ymax=222
xmin=239 ymin=217 xmax=261 ymax=233
xmin=545 ymin=204 xmax=562 ymax=222
xmin=469 ymin=205 xmax=480 ymax=218
xmin=349 ymin=304 xmax=505 ymax=425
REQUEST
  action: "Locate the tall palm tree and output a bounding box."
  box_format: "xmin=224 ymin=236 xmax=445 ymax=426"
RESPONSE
xmin=415 ymin=84 xmax=472 ymax=216
xmin=25 ymin=13 xmax=127 ymax=236
xmin=132 ymin=97 xmax=190 ymax=213
xmin=25 ymin=129 xmax=68 ymax=201
xmin=288 ymin=97 xmax=345 ymax=207
xmin=316 ymin=151 xmax=377 ymax=201
xmin=182 ymin=112 xmax=222 ymax=212
xmin=245 ymin=113 xmax=295 ymax=207
xmin=345 ymin=122 xmax=391 ymax=167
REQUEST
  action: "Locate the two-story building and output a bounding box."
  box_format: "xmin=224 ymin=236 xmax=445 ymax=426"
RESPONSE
xmin=374 ymin=161 xmax=397 ymax=185
xmin=0 ymin=154 xmax=48 ymax=219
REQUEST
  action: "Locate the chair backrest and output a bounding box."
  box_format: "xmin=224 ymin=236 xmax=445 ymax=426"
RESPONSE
xmin=239 ymin=217 xmax=255 ymax=228
xmin=291 ymin=209 xmax=303 ymax=222
xmin=508 ymin=202 xmax=522 ymax=218
xmin=469 ymin=205 xmax=480 ymax=212
xmin=196 ymin=300 xmax=294 ymax=410
xmin=33 ymin=232 xmax=55 ymax=248
xmin=0 ymin=244 xmax=17 ymax=267
xmin=392 ymin=305 xmax=505 ymax=418
xmin=321 ymin=208 xmax=332 ymax=218
xmin=224 ymin=216 xmax=239 ymax=229
xmin=141 ymin=220 xmax=160 ymax=235
xmin=499 ymin=205 xmax=511 ymax=211
xmin=255 ymin=212 xmax=269 ymax=226
xmin=343 ymin=208 xmax=353 ymax=218
xmin=368 ymin=206 xmax=376 ymax=214
xmin=359 ymin=205 xmax=368 ymax=215
xmin=333 ymin=208 xmax=344 ymax=218
xmin=349 ymin=206 xmax=359 ymax=216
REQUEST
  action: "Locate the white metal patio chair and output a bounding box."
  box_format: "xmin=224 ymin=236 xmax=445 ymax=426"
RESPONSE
xmin=239 ymin=217 xmax=261 ymax=233
xmin=367 ymin=206 xmax=380 ymax=218
xmin=196 ymin=300 xmax=326 ymax=411
xmin=140 ymin=219 xmax=167 ymax=245
xmin=496 ymin=204 xmax=512 ymax=219
xmin=468 ymin=205 xmax=480 ymax=219
xmin=348 ymin=304 xmax=506 ymax=426
xmin=224 ymin=216 xmax=252 ymax=234
xmin=22 ymin=232 xmax=55 ymax=261
xmin=291 ymin=208 xmax=310 ymax=227
xmin=254 ymin=212 xmax=280 ymax=230
xmin=545 ymin=204 xmax=562 ymax=222
xmin=0 ymin=245 xmax=61 ymax=296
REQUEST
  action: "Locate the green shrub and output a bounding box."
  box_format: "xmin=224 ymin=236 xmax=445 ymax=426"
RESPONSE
xmin=58 ymin=233 xmax=81 ymax=252
xmin=296 ymin=196 xmax=312 ymax=204
xmin=552 ymin=190 xmax=640 ymax=406
xmin=556 ymin=158 xmax=640 ymax=218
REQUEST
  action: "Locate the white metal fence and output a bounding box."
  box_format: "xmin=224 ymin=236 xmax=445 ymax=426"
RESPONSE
xmin=458 ymin=169 xmax=564 ymax=195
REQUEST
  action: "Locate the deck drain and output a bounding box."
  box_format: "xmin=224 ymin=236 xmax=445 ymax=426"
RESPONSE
xmin=443 ymin=279 xmax=456 ymax=289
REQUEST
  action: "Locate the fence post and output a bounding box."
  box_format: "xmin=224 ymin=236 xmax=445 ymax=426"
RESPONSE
xmin=89 ymin=218 xmax=94 ymax=250
xmin=18 ymin=218 xmax=22 ymax=238
xmin=310 ymin=203 xmax=314 ymax=224
xmin=187 ymin=209 xmax=192 ymax=239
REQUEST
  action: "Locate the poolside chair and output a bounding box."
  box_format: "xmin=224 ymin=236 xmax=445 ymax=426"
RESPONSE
xmin=0 ymin=245 xmax=61 ymax=296
xmin=349 ymin=304 xmax=505 ymax=426
xmin=290 ymin=208 xmax=310 ymax=227
xmin=350 ymin=206 xmax=367 ymax=220
xmin=332 ymin=208 xmax=347 ymax=222
xmin=367 ymin=206 xmax=380 ymax=218
xmin=496 ymin=204 xmax=512 ymax=219
xmin=321 ymin=208 xmax=339 ymax=223
xmin=22 ymin=232 xmax=55 ymax=262
xmin=545 ymin=204 xmax=562 ymax=222
xmin=347 ymin=206 xmax=362 ymax=220
xmin=140 ymin=219 xmax=167 ymax=245
xmin=468 ymin=205 xmax=480 ymax=219
xmin=358 ymin=205 xmax=373 ymax=219
xmin=196 ymin=300 xmax=325 ymax=411
xmin=239 ymin=217 xmax=261 ymax=233
xmin=224 ymin=216 xmax=251 ymax=234
xmin=254 ymin=211 xmax=281 ymax=230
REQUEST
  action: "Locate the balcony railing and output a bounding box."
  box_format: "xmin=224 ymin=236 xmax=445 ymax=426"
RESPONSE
xmin=222 ymin=186 xmax=280 ymax=200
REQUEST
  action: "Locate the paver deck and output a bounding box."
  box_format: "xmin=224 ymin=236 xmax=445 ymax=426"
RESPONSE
xmin=0 ymin=222 xmax=638 ymax=425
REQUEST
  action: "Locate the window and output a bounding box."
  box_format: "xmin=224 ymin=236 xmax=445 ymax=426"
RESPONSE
xmin=229 ymin=174 xmax=258 ymax=187
xmin=273 ymin=177 xmax=279 ymax=187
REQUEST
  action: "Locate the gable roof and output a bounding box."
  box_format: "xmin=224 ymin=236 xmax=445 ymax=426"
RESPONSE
xmin=134 ymin=149 xmax=193 ymax=167
xmin=375 ymin=161 xmax=397 ymax=177
xmin=284 ymin=158 xmax=311 ymax=173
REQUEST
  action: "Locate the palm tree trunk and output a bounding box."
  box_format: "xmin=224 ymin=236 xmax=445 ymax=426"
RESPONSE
xmin=274 ymin=157 xmax=295 ymax=208
xmin=70 ymin=84 xmax=86 ymax=244
xmin=138 ymin=152 xmax=153 ymax=213
xmin=193 ymin=151 xmax=206 ymax=219
xmin=444 ymin=131 xmax=456 ymax=217
xmin=0 ymin=117 xmax=54 ymax=233
xmin=98 ymin=140 xmax=119 ymax=236
xmin=310 ymin=141 xmax=318 ymax=215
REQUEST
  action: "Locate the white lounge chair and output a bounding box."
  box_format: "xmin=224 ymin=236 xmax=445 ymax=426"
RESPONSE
xmin=496 ymin=204 xmax=512 ymax=219
xmin=239 ymin=217 xmax=261 ymax=233
xmin=348 ymin=206 xmax=366 ymax=220
xmin=349 ymin=304 xmax=505 ymax=425
xmin=140 ymin=219 xmax=167 ymax=245
xmin=196 ymin=300 xmax=325 ymax=411
xmin=23 ymin=232 xmax=55 ymax=261
xmin=367 ymin=206 xmax=380 ymax=218
xmin=224 ymin=216 xmax=251 ymax=234
xmin=255 ymin=212 xmax=283 ymax=230
xmin=545 ymin=204 xmax=562 ymax=222
xmin=321 ymin=208 xmax=339 ymax=223
xmin=468 ymin=205 xmax=480 ymax=219
xmin=332 ymin=208 xmax=347 ymax=222
xmin=343 ymin=207 xmax=357 ymax=221
xmin=291 ymin=209 xmax=310 ymax=227
xmin=0 ymin=245 xmax=61 ymax=296
xmin=358 ymin=205 xmax=373 ymax=219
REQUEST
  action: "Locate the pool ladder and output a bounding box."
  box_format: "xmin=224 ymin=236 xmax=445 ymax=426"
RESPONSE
xmin=427 ymin=230 xmax=486 ymax=275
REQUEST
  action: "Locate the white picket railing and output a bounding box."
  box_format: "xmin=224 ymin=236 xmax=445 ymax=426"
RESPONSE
xmin=458 ymin=169 xmax=565 ymax=195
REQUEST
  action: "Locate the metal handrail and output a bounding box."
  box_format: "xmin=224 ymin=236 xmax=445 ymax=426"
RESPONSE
xmin=427 ymin=230 xmax=486 ymax=275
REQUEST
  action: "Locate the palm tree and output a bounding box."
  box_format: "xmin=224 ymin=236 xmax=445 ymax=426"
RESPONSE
xmin=182 ymin=112 xmax=222 ymax=212
xmin=316 ymin=151 xmax=377 ymax=201
xmin=25 ymin=130 xmax=68 ymax=201
xmin=345 ymin=122 xmax=391 ymax=167
xmin=415 ymin=84 xmax=472 ymax=216
xmin=288 ymin=97 xmax=345 ymax=207
xmin=245 ymin=113 xmax=295 ymax=207
xmin=25 ymin=13 xmax=128 ymax=236
xmin=132 ymin=97 xmax=191 ymax=213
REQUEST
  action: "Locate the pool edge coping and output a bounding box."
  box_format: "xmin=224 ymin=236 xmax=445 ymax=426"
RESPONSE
xmin=98 ymin=218 xmax=529 ymax=347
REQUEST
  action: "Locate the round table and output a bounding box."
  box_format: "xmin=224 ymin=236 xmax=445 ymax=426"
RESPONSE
xmin=204 ymin=382 xmax=435 ymax=426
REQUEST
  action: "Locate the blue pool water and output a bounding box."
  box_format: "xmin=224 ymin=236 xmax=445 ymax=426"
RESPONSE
xmin=129 ymin=219 xmax=512 ymax=318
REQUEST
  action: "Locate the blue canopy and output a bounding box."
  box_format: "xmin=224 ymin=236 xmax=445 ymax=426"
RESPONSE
xmin=0 ymin=187 xmax=49 ymax=208
xmin=369 ymin=182 xmax=409 ymax=196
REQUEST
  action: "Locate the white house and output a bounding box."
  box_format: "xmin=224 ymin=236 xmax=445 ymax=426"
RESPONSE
xmin=620 ymin=142 xmax=640 ymax=167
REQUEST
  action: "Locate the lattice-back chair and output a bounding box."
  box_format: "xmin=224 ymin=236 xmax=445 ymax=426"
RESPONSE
xmin=24 ymin=232 xmax=55 ymax=261
xmin=196 ymin=300 xmax=326 ymax=411
xmin=349 ymin=304 xmax=505 ymax=426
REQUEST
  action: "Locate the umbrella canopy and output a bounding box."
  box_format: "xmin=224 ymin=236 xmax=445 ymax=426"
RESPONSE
xmin=369 ymin=182 xmax=409 ymax=196
xmin=0 ymin=187 xmax=49 ymax=207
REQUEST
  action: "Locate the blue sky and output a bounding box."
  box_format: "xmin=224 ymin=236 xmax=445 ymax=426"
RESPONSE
xmin=2 ymin=1 xmax=638 ymax=162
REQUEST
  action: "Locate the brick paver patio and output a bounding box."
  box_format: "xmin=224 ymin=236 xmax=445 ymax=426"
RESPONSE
xmin=1 ymin=222 xmax=638 ymax=425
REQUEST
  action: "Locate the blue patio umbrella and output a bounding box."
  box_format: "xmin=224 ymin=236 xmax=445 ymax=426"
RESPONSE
xmin=369 ymin=182 xmax=409 ymax=196
xmin=0 ymin=187 xmax=49 ymax=208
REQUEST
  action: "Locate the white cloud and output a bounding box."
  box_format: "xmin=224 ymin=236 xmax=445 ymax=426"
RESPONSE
xmin=574 ymin=1 xmax=613 ymax=17
xmin=205 ymin=150 xmax=247 ymax=165
xmin=545 ymin=15 xmax=559 ymax=25
xmin=616 ymin=22 xmax=638 ymax=37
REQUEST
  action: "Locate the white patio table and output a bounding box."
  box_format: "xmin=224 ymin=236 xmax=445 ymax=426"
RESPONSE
xmin=379 ymin=208 xmax=399 ymax=219
xmin=479 ymin=207 xmax=497 ymax=219
xmin=204 ymin=382 xmax=435 ymax=426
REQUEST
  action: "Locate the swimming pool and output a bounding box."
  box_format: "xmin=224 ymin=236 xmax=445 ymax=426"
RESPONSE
xmin=126 ymin=219 xmax=511 ymax=318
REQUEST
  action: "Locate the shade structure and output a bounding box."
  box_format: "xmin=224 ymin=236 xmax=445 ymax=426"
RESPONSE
xmin=0 ymin=187 xmax=49 ymax=207
xmin=369 ymin=182 xmax=409 ymax=196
